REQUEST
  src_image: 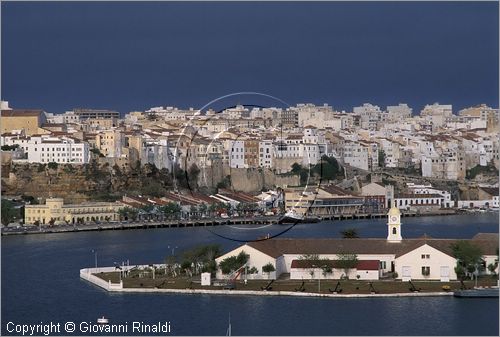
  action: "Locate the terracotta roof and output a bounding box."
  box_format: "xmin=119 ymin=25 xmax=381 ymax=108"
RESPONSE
xmin=247 ymin=236 xmax=498 ymax=259
xmin=479 ymin=187 xmax=499 ymax=197
xmin=356 ymin=260 xmax=380 ymax=270
xmin=321 ymin=185 xmax=350 ymax=196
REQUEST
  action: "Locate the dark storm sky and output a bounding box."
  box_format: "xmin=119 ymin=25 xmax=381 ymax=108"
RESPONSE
xmin=1 ymin=1 xmax=498 ymax=114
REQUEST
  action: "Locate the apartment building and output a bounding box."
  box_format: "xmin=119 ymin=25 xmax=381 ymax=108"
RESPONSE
xmin=1 ymin=134 xmax=89 ymax=164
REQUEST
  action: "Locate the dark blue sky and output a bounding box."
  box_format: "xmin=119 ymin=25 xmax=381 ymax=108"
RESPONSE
xmin=1 ymin=1 xmax=498 ymax=114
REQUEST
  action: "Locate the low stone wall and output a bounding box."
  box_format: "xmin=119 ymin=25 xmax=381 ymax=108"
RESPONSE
xmin=80 ymin=267 xmax=124 ymax=290
xmin=80 ymin=266 xmax=453 ymax=298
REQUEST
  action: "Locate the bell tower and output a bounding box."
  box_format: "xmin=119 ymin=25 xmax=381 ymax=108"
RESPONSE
xmin=387 ymin=204 xmax=402 ymax=242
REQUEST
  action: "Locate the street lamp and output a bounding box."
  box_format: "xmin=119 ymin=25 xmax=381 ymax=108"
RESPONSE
xmin=168 ymin=245 xmax=178 ymax=256
xmin=91 ymin=249 xmax=97 ymax=268
xmin=114 ymin=262 xmax=123 ymax=281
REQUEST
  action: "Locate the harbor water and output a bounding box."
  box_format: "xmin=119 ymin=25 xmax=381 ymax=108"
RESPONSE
xmin=2 ymin=213 xmax=499 ymax=335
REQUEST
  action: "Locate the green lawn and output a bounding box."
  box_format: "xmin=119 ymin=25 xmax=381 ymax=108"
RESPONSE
xmin=93 ymin=271 xmax=498 ymax=294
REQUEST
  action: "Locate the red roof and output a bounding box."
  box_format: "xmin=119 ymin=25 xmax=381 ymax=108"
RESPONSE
xmin=356 ymin=260 xmax=380 ymax=271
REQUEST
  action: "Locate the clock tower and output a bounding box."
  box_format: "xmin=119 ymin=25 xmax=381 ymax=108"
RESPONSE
xmin=387 ymin=205 xmax=402 ymax=242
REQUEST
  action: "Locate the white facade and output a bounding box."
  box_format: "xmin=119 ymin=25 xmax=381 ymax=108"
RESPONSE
xmin=421 ymin=103 xmax=453 ymax=117
xmin=1 ymin=134 xmax=89 ymax=164
xmin=215 ymin=245 xmax=276 ymax=280
xmin=340 ymin=142 xmax=369 ymax=171
xmin=258 ymin=140 xmax=274 ymax=168
xmin=406 ymin=183 xmax=452 ymax=208
xmin=229 ymin=140 xmax=245 ymax=168
xmin=396 ymin=244 xmax=457 ymax=282
xmin=387 ymin=207 xmax=402 ymax=242
xmin=387 ymin=104 xmax=412 ymax=121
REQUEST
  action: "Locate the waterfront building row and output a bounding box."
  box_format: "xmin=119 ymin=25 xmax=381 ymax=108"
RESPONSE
xmin=215 ymin=208 xmax=499 ymax=282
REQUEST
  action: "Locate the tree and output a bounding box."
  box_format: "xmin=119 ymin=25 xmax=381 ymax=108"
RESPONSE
xmin=1 ymin=144 xmax=19 ymax=151
xmin=180 ymin=244 xmax=222 ymax=272
xmin=262 ymin=263 xmax=275 ymax=277
xmin=378 ymin=150 xmax=386 ymax=168
xmin=341 ymin=228 xmax=359 ymax=239
xmin=47 ymin=162 xmax=58 ymax=170
xmin=187 ymin=163 xmax=201 ymax=188
xmin=291 ymin=163 xmax=302 ymax=174
xmin=216 ymin=175 xmax=231 ymax=190
xmin=451 ymin=241 xmax=483 ymax=280
xmin=311 ymin=155 xmax=342 ymax=181
xmin=198 ymin=203 xmax=208 ymax=217
xmin=218 ymin=251 xmax=249 ymax=275
xmin=1 ymin=199 xmax=17 ymax=225
xmin=161 ymin=202 xmax=182 ymax=219
xmin=189 ymin=205 xmax=198 ymax=219
xmin=336 ymin=253 xmax=358 ymax=279
xmin=118 ymin=207 xmax=139 ymax=221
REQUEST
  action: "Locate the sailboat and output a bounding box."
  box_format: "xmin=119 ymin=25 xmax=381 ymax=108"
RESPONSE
xmin=279 ymin=209 xmax=320 ymax=224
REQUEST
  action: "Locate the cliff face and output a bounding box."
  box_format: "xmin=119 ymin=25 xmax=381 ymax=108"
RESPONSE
xmin=221 ymin=167 xmax=300 ymax=193
xmin=2 ymin=164 xmax=94 ymax=203
xmin=1 ymin=163 xmax=300 ymax=202
xmin=1 ymin=163 xmax=174 ymax=203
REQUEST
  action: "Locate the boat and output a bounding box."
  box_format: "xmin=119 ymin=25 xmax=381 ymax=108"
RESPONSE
xmin=97 ymin=316 xmax=109 ymax=324
xmin=453 ymin=287 xmax=499 ymax=298
xmin=279 ymin=209 xmax=321 ymax=224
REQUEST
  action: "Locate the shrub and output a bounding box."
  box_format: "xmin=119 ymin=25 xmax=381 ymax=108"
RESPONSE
xmin=262 ymin=263 xmax=276 ymax=274
xmin=47 ymin=162 xmax=58 ymax=170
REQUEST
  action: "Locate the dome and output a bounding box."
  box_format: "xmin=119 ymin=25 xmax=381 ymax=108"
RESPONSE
xmin=387 ymin=206 xmax=400 ymax=216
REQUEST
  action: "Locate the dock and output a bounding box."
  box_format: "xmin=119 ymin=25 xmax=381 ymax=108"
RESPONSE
xmin=2 ymin=209 xmax=458 ymax=236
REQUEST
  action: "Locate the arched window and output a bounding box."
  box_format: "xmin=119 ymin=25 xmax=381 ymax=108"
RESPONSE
xmin=392 ymin=227 xmax=397 ymax=235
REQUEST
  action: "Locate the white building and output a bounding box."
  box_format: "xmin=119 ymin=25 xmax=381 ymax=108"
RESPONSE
xmin=215 ymin=207 xmax=498 ymax=282
xmin=229 ymin=140 xmax=245 ymax=168
xmin=406 ymin=183 xmax=452 ymax=208
xmin=387 ymin=104 xmax=412 ymax=121
xmin=421 ymin=103 xmax=453 ymax=117
xmin=1 ymin=134 xmax=89 ymax=164
xmin=353 ymin=103 xmax=382 ymax=130
xmin=258 ymin=140 xmax=274 ymax=168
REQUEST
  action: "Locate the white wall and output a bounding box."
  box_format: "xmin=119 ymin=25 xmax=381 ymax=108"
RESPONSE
xmin=215 ymin=245 xmax=276 ymax=280
xmin=457 ymin=200 xmax=496 ymax=209
xmin=356 ymin=270 xmax=380 ymax=280
xmin=395 ymin=244 xmax=457 ymax=281
xmin=290 ymin=268 xmax=358 ymax=280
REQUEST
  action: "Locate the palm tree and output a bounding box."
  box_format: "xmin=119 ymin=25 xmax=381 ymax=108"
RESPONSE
xmin=341 ymin=228 xmax=359 ymax=239
xmin=198 ymin=203 xmax=208 ymax=217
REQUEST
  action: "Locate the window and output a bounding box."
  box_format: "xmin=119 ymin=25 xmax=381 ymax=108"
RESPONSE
xmin=421 ymin=266 xmax=430 ymax=276
xmin=380 ymin=261 xmax=386 ymax=269
xmin=421 ymin=254 xmax=430 ymax=259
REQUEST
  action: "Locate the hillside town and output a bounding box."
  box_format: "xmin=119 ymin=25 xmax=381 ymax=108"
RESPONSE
xmin=1 ymin=100 xmax=499 ymax=227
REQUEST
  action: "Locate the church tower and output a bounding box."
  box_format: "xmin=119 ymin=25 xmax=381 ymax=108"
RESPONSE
xmin=387 ymin=204 xmax=402 ymax=242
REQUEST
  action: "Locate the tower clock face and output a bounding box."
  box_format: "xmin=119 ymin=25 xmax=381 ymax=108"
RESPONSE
xmin=391 ymin=216 xmax=398 ymax=222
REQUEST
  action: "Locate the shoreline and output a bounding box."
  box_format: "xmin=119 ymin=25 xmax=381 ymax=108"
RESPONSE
xmin=3 ymin=209 xmax=480 ymax=236
xmin=79 ymin=267 xmax=456 ymax=299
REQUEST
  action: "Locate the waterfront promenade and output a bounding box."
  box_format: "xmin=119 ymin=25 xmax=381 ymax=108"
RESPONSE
xmin=2 ymin=209 xmax=459 ymax=236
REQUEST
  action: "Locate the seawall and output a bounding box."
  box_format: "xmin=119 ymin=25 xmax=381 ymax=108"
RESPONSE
xmin=80 ymin=267 xmax=454 ymax=299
